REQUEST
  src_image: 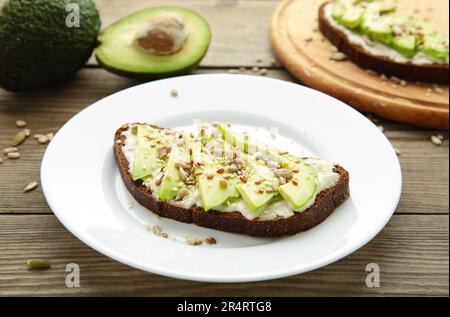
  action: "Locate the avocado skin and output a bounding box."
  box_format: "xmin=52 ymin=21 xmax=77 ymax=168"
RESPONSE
xmin=0 ymin=0 xmax=101 ymax=92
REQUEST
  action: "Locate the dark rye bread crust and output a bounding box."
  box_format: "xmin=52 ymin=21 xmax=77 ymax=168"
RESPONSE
xmin=114 ymin=124 xmax=350 ymax=237
xmin=318 ymin=3 xmax=449 ymax=84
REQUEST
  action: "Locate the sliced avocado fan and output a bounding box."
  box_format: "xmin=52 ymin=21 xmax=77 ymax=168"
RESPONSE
xmin=130 ymin=124 xmax=320 ymax=213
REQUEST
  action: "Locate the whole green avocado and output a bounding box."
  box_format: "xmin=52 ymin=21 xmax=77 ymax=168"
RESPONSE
xmin=0 ymin=0 xmax=101 ymax=92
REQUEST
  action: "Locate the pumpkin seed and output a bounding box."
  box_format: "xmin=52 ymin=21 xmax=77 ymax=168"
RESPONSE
xmin=11 ymin=130 xmax=27 ymax=146
xmin=26 ymin=259 xmax=51 ymax=270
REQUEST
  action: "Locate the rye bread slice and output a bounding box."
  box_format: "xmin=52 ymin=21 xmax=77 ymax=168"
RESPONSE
xmin=114 ymin=124 xmax=350 ymax=237
xmin=318 ymin=2 xmax=449 ymax=84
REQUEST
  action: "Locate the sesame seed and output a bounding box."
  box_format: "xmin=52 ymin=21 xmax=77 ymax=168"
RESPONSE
xmin=431 ymin=135 xmax=443 ymax=146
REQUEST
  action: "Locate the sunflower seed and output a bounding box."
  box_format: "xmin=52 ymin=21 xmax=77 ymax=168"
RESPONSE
xmin=272 ymin=178 xmax=280 ymax=191
xmin=171 ymin=89 xmax=179 ymax=97
xmin=175 ymin=188 xmax=189 ymax=201
xmin=38 ymin=135 xmax=49 ymax=144
xmin=329 ymin=52 xmax=347 ymax=61
xmin=185 ymin=235 xmax=197 ymax=246
xmin=24 ymin=181 xmax=38 ymax=192
xmin=274 ymin=168 xmax=289 ymax=177
xmin=178 ymin=167 xmax=188 ymax=181
xmin=15 ymin=120 xmax=26 ymax=128
xmin=152 ymin=225 xmax=162 ymax=236
xmin=431 ymin=135 xmax=443 ymax=146
xmin=3 ymin=147 xmax=18 ymax=154
xmin=205 ymin=237 xmax=217 ymax=245
xmin=46 ymin=133 xmax=54 ymax=141
xmin=7 ymin=152 xmax=20 ymax=159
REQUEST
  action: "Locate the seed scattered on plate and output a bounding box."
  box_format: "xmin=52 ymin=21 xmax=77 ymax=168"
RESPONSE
xmin=171 ymin=89 xmax=179 ymax=97
xmin=23 ymin=128 xmax=31 ymax=137
xmin=26 ymin=259 xmax=51 ymax=270
xmin=329 ymin=51 xmax=347 ymax=61
xmin=252 ymin=66 xmax=260 ymax=73
xmin=143 ymin=224 xmax=152 ymax=231
xmin=24 ymin=181 xmax=38 ymax=193
xmin=259 ymin=68 xmax=268 ymax=76
xmin=205 ymin=237 xmax=217 ymax=245
xmin=15 ymin=120 xmax=26 ymax=128
xmin=162 ymin=233 xmax=168 ymax=239
xmin=431 ymin=135 xmax=443 ymax=146
xmin=377 ymin=125 xmax=384 ymax=133
xmin=128 ymin=201 xmax=134 ymax=209
xmin=7 ymin=152 xmax=20 ymax=159
xmin=152 ymin=225 xmax=162 ymax=236
xmin=46 ymin=133 xmax=54 ymax=141
xmin=185 ymin=235 xmax=197 ymax=246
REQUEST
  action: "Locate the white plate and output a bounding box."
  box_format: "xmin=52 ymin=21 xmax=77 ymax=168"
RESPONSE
xmin=41 ymin=74 xmax=402 ymax=283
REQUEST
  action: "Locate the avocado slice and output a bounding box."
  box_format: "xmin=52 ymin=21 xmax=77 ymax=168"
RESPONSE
xmin=197 ymin=174 xmax=239 ymax=211
xmin=158 ymin=145 xmax=190 ymax=200
xmin=279 ymin=163 xmax=318 ymax=211
xmin=236 ymin=159 xmax=275 ymax=212
xmin=420 ymin=35 xmax=449 ymax=62
xmin=132 ymin=125 xmax=167 ymax=180
xmin=392 ymin=35 xmax=417 ymax=57
xmin=366 ymin=20 xmax=393 ymax=44
xmin=375 ymin=0 xmax=397 ymax=14
xmin=0 ymin=0 xmax=101 ymax=92
xmin=95 ymin=6 xmax=211 ymax=79
xmin=340 ymin=6 xmax=364 ymax=29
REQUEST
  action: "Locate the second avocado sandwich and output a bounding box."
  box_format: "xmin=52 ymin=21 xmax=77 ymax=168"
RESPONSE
xmin=319 ymin=0 xmax=449 ymax=83
xmin=114 ymin=123 xmax=350 ymax=237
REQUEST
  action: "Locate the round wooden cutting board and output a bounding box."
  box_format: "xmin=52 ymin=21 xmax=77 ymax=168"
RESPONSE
xmin=270 ymin=0 xmax=449 ymax=129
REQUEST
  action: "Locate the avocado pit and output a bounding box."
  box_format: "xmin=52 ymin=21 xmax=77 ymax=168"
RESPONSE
xmin=135 ymin=12 xmax=187 ymax=56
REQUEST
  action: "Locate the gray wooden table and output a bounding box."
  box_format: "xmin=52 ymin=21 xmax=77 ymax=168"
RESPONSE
xmin=0 ymin=0 xmax=448 ymax=296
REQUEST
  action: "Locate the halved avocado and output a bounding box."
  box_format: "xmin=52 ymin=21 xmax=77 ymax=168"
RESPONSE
xmin=95 ymin=6 xmax=211 ymax=79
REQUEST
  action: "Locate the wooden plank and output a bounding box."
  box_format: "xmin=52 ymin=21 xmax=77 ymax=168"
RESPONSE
xmin=0 ymin=214 xmax=447 ymax=296
xmin=0 ymin=69 xmax=448 ymax=214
